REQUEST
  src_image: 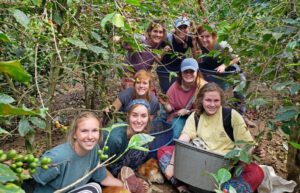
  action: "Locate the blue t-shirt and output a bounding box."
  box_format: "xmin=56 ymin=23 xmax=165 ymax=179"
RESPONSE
xmin=33 ymin=143 xmax=106 ymax=193
xmin=118 ymin=87 xmax=159 ymax=116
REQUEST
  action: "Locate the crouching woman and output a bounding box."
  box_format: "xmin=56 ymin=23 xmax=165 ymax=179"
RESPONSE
xmin=33 ymin=112 xmax=124 ymax=193
xmin=160 ymin=83 xmax=265 ymax=193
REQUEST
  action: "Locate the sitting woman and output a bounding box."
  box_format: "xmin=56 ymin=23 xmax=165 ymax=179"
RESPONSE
xmin=161 ymin=58 xmax=206 ymax=139
xmin=122 ymin=20 xmax=167 ymax=88
xmin=159 ymin=83 xmax=264 ymax=193
xmin=103 ymin=99 xmax=152 ymax=193
xmin=106 ymin=69 xmax=159 ymax=120
xmin=195 ymin=25 xmax=247 ymax=115
xmin=33 ymin=112 xmax=124 ymax=193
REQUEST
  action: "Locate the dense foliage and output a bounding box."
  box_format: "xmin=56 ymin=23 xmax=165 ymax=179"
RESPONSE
xmin=0 ymin=0 xmax=299 ymax=191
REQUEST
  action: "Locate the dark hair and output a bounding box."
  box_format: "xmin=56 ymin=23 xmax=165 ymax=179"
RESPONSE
xmin=194 ymin=82 xmax=225 ymax=115
xmin=146 ymin=20 xmax=167 ymax=40
xmin=126 ymin=103 xmax=150 ymax=134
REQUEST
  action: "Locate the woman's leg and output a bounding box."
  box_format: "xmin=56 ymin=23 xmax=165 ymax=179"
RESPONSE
xmin=157 ymin=146 xmax=190 ymax=193
xmin=68 ymin=182 xmax=102 ymax=193
xmin=222 ymin=163 xmax=264 ymax=193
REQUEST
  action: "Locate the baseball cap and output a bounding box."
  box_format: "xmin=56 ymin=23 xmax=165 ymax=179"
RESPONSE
xmin=174 ymin=16 xmax=190 ymax=28
xmin=181 ymin=58 xmax=199 ymax=72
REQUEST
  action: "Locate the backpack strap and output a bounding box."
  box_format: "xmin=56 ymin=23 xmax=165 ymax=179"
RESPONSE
xmin=194 ymin=108 xmax=234 ymax=142
xmin=222 ymin=107 xmax=234 ymax=142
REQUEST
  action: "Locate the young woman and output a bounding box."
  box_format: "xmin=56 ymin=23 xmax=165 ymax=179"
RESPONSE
xmin=33 ymin=112 xmax=124 ymax=193
xmin=122 ymin=20 xmax=167 ymax=88
xmin=106 ymin=69 xmax=159 ymax=119
xmin=103 ymin=99 xmax=152 ymax=193
xmin=161 ymin=58 xmax=206 ymax=139
xmin=160 ymin=83 xmax=264 ymax=193
xmin=195 ymin=26 xmax=247 ymax=115
xmin=158 ymin=16 xmax=197 ymax=93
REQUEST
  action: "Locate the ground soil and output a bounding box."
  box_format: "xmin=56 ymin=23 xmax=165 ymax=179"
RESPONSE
xmin=0 ymin=81 xmax=290 ymax=193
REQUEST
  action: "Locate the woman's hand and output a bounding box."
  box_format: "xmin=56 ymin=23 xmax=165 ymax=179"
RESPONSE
xmin=163 ymin=45 xmax=172 ymax=52
xmin=165 ymin=164 xmax=175 ymax=180
xmin=215 ymin=64 xmax=226 ymax=73
xmin=230 ymin=55 xmax=240 ymax=65
xmin=253 ymin=146 xmax=266 ymax=159
xmin=177 ymin=109 xmax=191 ymax=116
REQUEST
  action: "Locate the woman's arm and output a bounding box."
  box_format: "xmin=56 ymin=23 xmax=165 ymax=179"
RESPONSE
xmin=165 ymin=133 xmax=190 ymax=179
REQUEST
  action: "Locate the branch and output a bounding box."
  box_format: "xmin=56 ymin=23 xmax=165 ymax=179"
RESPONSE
xmin=54 ymin=155 xmax=116 ymax=193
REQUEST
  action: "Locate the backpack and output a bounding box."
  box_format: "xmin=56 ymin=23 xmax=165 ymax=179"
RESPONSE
xmin=194 ymin=107 xmax=234 ymax=141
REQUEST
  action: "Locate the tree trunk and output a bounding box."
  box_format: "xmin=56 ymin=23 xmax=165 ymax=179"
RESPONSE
xmin=287 ymin=124 xmax=300 ymax=191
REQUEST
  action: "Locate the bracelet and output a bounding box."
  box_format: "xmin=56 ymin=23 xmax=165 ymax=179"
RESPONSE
xmin=169 ymin=162 xmax=174 ymax=166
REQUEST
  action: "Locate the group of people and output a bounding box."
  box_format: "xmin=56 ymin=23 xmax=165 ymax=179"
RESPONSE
xmin=31 ymin=16 xmax=265 ymax=193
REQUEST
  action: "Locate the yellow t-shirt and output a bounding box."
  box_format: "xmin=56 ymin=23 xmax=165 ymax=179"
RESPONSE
xmin=182 ymin=107 xmax=254 ymax=155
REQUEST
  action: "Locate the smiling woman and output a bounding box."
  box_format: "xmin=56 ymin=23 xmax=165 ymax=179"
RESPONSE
xmin=105 ymin=70 xmax=159 ymax=119
xmin=33 ymin=112 xmax=124 ymax=193
xmin=103 ymin=99 xmax=152 ymax=193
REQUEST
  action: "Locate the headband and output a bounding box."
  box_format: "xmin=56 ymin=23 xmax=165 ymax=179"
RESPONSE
xmin=128 ymin=99 xmax=150 ymax=111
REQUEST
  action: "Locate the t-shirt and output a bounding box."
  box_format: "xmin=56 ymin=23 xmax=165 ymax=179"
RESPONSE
xmin=161 ymin=33 xmax=194 ymax=72
xmin=33 ymin=143 xmax=106 ymax=193
xmin=102 ymin=125 xmax=148 ymax=176
xmin=166 ymin=82 xmax=196 ymax=121
xmin=182 ymin=107 xmax=254 ymax=155
xmin=125 ymin=35 xmax=167 ymax=72
xmin=118 ymin=87 xmax=159 ymax=116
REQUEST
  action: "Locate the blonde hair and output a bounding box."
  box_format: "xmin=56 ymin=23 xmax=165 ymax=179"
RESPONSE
xmin=67 ymin=112 xmax=101 ymax=146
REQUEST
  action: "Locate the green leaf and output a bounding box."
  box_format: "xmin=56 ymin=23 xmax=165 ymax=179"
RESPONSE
xmin=276 ymin=107 xmax=299 ymax=121
xmin=0 ymin=127 xmax=11 ymax=135
xmin=217 ymin=168 xmax=231 ymax=185
xmin=112 ymin=13 xmax=125 ymax=28
xmin=233 ymin=165 xmax=243 ymax=177
xmin=67 ymin=0 xmax=73 ymax=7
xmin=288 ymin=141 xmax=300 ymax=150
xmin=272 ymin=32 xmax=283 ymax=40
xmin=249 ymin=98 xmax=269 ymax=108
xmin=128 ymin=133 xmax=155 ymax=150
xmin=0 ymin=94 xmax=15 ymax=104
xmin=129 ymin=146 xmax=149 ymax=151
xmin=29 ymin=117 xmax=46 ymax=129
xmin=290 ymin=83 xmax=300 ymax=94
xmin=12 ymin=9 xmax=30 ymax=28
xmin=101 ymin=12 xmax=115 ymax=28
xmin=0 ymin=183 xmax=25 ymax=193
xmin=285 ymin=63 xmax=300 ymax=67
xmin=101 ymin=123 xmax=128 ymax=132
xmin=224 ymin=149 xmax=240 ymax=159
xmin=229 ymin=185 xmax=237 ymax=193
xmin=272 ymin=82 xmax=292 ymax=91
xmin=31 ymin=0 xmax=42 ymax=6
xmin=18 ymin=117 xmax=34 ymax=137
xmin=86 ymin=44 xmax=108 ymax=55
xmin=0 ymin=60 xmax=31 ymax=83
xmin=67 ymin=38 xmax=87 ymax=49
xmin=239 ymin=150 xmax=250 ymax=163
xmin=125 ymin=0 xmax=141 ymax=6
xmin=91 ymin=32 xmax=102 ymax=42
xmin=0 ymin=31 xmax=11 ymax=42
xmin=0 ymin=104 xmax=41 ymax=117
xmin=0 ymin=163 xmax=18 ymax=183
xmin=209 ymin=173 xmax=219 ymax=184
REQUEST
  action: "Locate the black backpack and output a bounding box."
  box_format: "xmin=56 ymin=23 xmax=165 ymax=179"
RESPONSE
xmin=194 ymin=107 xmax=234 ymax=141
